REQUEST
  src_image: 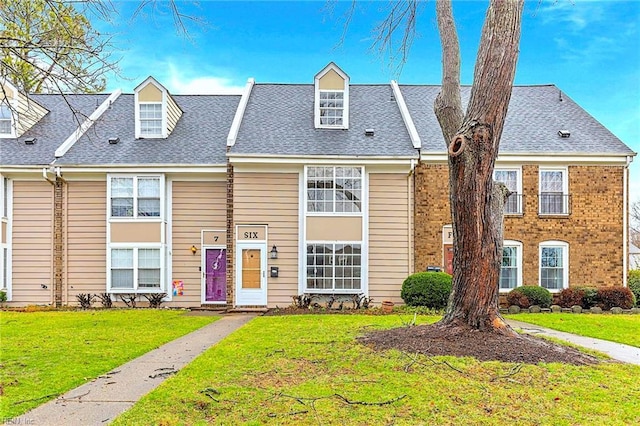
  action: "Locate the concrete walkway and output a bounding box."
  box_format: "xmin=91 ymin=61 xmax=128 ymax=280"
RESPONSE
xmin=16 ymin=313 xmax=255 ymax=426
xmin=506 ymin=319 xmax=640 ymax=365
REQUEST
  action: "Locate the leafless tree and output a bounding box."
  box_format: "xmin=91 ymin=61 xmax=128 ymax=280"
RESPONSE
xmin=631 ymin=199 xmax=640 ymax=247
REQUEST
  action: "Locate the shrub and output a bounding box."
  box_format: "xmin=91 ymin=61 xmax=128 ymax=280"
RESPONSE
xmin=401 ymin=272 xmax=452 ymax=309
xmin=629 ymin=270 xmax=640 ymax=307
xmin=580 ymin=287 xmax=599 ymax=309
xmin=507 ymin=286 xmax=552 ymax=308
xmin=597 ymin=287 xmax=635 ymax=310
xmin=506 ymin=290 xmax=530 ymax=309
xmin=0 ymin=290 xmax=7 ymax=303
xmin=557 ymin=287 xmax=585 ymax=308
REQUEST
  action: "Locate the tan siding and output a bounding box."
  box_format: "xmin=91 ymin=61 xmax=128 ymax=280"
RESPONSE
xmin=11 ymin=181 xmax=53 ymax=305
xmin=171 ymin=181 xmax=226 ymax=307
xmin=369 ymin=173 xmax=411 ymax=304
xmin=15 ymin=93 xmax=48 ymax=137
xmin=166 ymin=95 xmax=182 ymax=136
xmin=306 ymin=217 xmax=362 ymax=240
xmin=318 ymin=69 xmax=345 ymax=90
xmin=66 ymin=181 xmax=107 ymax=303
xmin=234 ymin=172 xmax=299 ymax=307
xmin=138 ymin=83 xmax=162 ymax=102
xmin=111 ymin=222 xmax=162 ymax=243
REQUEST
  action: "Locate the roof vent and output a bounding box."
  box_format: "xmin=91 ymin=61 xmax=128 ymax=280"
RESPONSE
xmin=558 ymin=130 xmax=570 ymax=138
xmin=108 ymin=137 xmax=120 ymax=145
xmin=364 ymin=129 xmax=375 ymax=137
xmin=24 ymin=137 xmax=37 ymax=145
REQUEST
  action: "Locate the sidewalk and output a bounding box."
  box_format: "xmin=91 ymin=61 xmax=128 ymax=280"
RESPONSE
xmin=506 ymin=319 xmax=640 ymax=365
xmin=15 ymin=313 xmax=256 ymax=426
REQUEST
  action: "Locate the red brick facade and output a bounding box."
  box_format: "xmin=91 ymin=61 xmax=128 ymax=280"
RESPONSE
xmin=414 ymin=162 xmax=625 ymax=289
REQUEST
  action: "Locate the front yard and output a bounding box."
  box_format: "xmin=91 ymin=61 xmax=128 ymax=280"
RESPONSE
xmin=0 ymin=309 xmax=218 ymax=418
xmin=113 ymin=314 xmax=640 ymax=425
xmin=508 ymin=313 xmax=640 ymax=347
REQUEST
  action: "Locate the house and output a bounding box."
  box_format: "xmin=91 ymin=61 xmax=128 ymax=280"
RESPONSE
xmin=631 ymin=243 xmax=640 ymax=270
xmin=0 ymin=63 xmax=635 ymax=308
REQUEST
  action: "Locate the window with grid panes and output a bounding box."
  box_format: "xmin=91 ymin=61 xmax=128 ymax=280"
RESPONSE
xmin=307 ymin=166 xmax=362 ymax=213
xmin=539 ymin=169 xmax=568 ymax=214
xmin=494 ymin=169 xmax=521 ymax=214
xmin=139 ymin=103 xmax=162 ymax=136
xmin=110 ymin=176 xmax=160 ymax=218
xmin=0 ymin=103 xmax=12 ymax=135
xmin=319 ymin=91 xmax=344 ymax=126
xmin=306 ymin=243 xmax=361 ymax=291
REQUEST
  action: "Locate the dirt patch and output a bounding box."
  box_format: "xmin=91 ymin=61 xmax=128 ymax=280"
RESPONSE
xmin=358 ymin=323 xmax=601 ymax=365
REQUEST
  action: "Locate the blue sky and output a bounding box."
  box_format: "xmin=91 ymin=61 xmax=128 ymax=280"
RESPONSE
xmin=99 ymin=0 xmax=639 ymax=201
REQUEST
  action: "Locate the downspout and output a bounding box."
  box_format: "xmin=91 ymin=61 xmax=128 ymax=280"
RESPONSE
xmin=43 ymin=166 xmax=65 ymax=307
xmin=623 ymin=155 xmax=632 ymax=287
xmin=407 ymin=159 xmax=416 ymax=276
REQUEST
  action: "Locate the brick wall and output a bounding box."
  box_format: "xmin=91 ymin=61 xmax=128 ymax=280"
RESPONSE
xmin=414 ymin=163 xmax=625 ymax=288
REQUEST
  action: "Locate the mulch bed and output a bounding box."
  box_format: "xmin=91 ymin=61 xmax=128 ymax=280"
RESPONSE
xmin=358 ymin=323 xmax=601 ymax=365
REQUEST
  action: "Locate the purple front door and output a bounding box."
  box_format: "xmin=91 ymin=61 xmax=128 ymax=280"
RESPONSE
xmin=205 ymin=248 xmax=227 ymax=302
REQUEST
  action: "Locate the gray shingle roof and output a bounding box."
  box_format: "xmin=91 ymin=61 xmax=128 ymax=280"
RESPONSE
xmin=230 ymin=84 xmax=417 ymax=157
xmin=56 ymin=94 xmax=240 ymax=166
xmin=1 ymin=94 xmax=108 ymax=166
xmin=399 ymin=84 xmax=635 ymax=155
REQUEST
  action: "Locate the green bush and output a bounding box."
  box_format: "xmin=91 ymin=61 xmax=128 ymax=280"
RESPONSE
xmin=597 ymin=287 xmax=635 ymax=310
xmin=0 ymin=290 xmax=6 ymax=303
xmin=401 ymin=272 xmax=452 ymax=309
xmin=629 ymin=270 xmax=640 ymax=307
xmin=579 ymin=287 xmax=599 ymax=308
xmin=507 ymin=286 xmax=552 ymax=308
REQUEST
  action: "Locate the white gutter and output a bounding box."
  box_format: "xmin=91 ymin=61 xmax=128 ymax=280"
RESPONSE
xmin=54 ymin=89 xmax=122 ymax=158
xmin=226 ymin=78 xmax=255 ymax=147
xmin=391 ymin=80 xmax=421 ymax=150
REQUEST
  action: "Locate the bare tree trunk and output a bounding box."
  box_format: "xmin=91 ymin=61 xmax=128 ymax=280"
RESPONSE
xmin=434 ymin=0 xmax=524 ymax=334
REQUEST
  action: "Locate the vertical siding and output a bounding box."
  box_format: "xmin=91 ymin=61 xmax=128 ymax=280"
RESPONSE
xmin=171 ymin=181 xmax=226 ymax=307
xmin=234 ymin=172 xmax=299 ymax=307
xmin=66 ymin=181 xmax=107 ymax=303
xmin=369 ymin=173 xmax=411 ymax=304
xmin=11 ymin=181 xmax=53 ymax=305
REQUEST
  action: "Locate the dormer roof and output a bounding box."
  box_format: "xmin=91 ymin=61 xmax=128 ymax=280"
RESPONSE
xmin=1 ymin=80 xmax=48 ymax=138
xmin=134 ymin=76 xmax=183 ymax=139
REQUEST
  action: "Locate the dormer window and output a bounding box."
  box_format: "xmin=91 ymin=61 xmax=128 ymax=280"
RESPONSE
xmin=139 ymin=103 xmax=162 ymax=136
xmin=134 ymin=76 xmax=183 ymax=139
xmin=319 ymin=91 xmax=344 ymax=126
xmin=314 ymin=63 xmax=349 ymax=129
xmin=0 ymin=102 xmax=12 ymax=136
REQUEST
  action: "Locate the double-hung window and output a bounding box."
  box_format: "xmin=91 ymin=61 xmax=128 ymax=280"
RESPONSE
xmin=539 ymin=241 xmax=569 ymax=291
xmin=499 ymin=241 xmax=522 ymax=291
xmin=318 ymin=91 xmax=344 ymax=126
xmin=307 ymin=166 xmax=362 ymax=213
xmin=139 ymin=103 xmax=162 ymax=136
xmin=306 ymin=243 xmax=361 ymax=291
xmin=110 ymin=176 xmax=161 ymax=218
xmin=110 ymin=247 xmax=162 ymax=291
xmin=0 ymin=103 xmax=13 ymax=136
xmin=539 ymin=168 xmax=569 ymax=215
xmin=494 ymin=168 xmax=522 ymax=214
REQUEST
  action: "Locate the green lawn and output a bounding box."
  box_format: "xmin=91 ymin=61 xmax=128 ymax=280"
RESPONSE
xmin=508 ymin=313 xmax=640 ymax=347
xmin=0 ymin=309 xmax=218 ymax=418
xmin=113 ymin=315 xmax=640 ymax=425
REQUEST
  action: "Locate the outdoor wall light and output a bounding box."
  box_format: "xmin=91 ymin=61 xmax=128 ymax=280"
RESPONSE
xmin=270 ymin=245 xmax=278 ymax=259
xmin=191 ymin=245 xmax=198 ymax=255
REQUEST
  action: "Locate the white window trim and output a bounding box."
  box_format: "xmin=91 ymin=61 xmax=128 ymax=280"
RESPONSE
xmin=107 ymin=244 xmax=165 ymax=293
xmin=499 ymin=240 xmax=523 ymax=292
xmin=304 ymin=240 xmax=363 ymax=294
xmin=539 ymin=166 xmax=569 ymax=216
xmin=304 ymin=165 xmax=364 ymax=216
xmin=107 ymin=174 xmax=165 ymax=221
xmin=539 ymin=240 xmax=569 ymax=292
xmin=0 ymin=176 xmax=11 ymax=300
xmin=0 ymin=100 xmax=16 ymax=138
xmin=135 ymin=101 xmax=166 ymax=139
xmin=494 ymin=167 xmax=523 ymax=215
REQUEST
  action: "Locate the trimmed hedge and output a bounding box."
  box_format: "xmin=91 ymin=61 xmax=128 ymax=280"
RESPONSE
xmin=557 ymin=287 xmax=598 ymax=309
xmin=629 ymin=270 xmax=640 ymax=307
xmin=401 ymin=272 xmax=452 ymax=309
xmin=507 ymin=286 xmax=552 ymax=308
xmin=597 ymin=287 xmax=635 ymax=310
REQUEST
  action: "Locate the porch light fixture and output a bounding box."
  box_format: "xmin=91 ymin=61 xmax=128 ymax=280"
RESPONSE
xmin=190 ymin=245 xmax=198 ymax=255
xmin=270 ymin=245 xmax=278 ymax=259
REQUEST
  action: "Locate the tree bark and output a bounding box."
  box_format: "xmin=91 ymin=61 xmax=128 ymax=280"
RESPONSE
xmin=434 ymin=0 xmax=524 ymax=334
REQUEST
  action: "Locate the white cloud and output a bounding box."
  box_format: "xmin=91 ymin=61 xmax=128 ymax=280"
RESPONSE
xmin=168 ymin=76 xmax=245 ymax=95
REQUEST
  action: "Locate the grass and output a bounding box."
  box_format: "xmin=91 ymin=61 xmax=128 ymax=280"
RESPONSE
xmin=508 ymin=313 xmax=640 ymax=347
xmin=0 ymin=309 xmax=218 ymax=418
xmin=113 ymin=314 xmax=640 ymax=425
